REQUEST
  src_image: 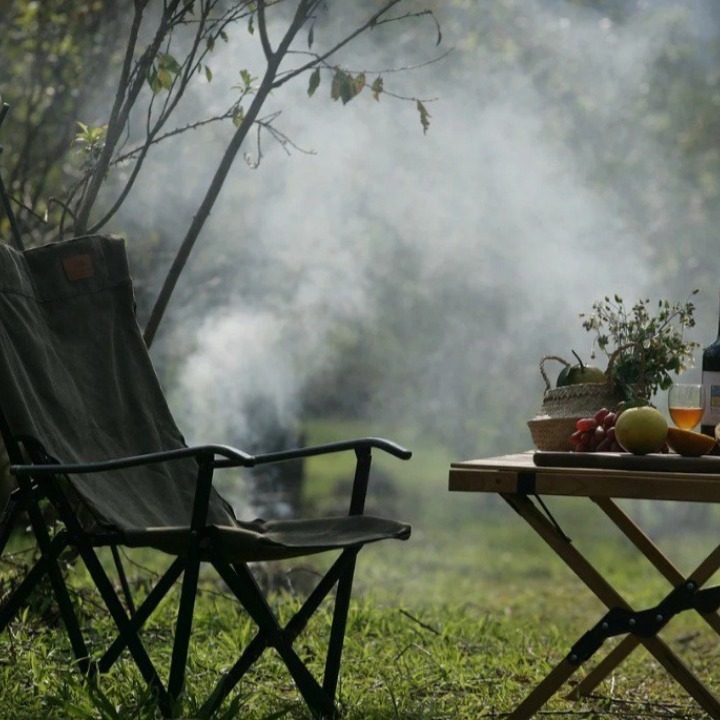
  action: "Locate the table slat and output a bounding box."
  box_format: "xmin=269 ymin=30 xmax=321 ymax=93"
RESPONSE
xmin=449 ymin=464 xmax=720 ymax=502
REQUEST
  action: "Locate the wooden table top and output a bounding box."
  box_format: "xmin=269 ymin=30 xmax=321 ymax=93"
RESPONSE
xmin=449 ymin=451 xmax=720 ymax=503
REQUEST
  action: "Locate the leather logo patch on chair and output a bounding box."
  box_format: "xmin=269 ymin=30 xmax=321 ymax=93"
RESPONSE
xmin=62 ymin=254 xmax=95 ymax=281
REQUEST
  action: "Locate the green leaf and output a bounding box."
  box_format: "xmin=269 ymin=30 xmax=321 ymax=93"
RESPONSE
xmin=417 ymin=100 xmax=431 ymax=134
xmin=232 ymin=107 xmax=245 ymax=127
xmin=331 ymin=69 xmax=342 ymax=101
xmin=308 ymin=22 xmax=315 ymax=49
xmin=206 ymin=35 xmax=215 ymax=52
xmin=158 ymin=52 xmax=180 ymax=74
xmin=307 ymin=68 xmax=320 ymax=97
xmin=205 ymin=65 xmax=213 ymax=83
xmin=371 ymin=76 xmax=383 ymax=101
xmin=240 ymin=69 xmax=253 ymax=88
xmin=147 ymin=67 xmax=164 ymax=94
xmin=157 ymin=67 xmax=173 ymax=89
xmin=331 ymin=69 xmax=363 ymax=105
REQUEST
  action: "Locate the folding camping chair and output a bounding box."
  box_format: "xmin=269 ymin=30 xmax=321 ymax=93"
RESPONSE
xmin=0 ymin=232 xmax=412 ymax=718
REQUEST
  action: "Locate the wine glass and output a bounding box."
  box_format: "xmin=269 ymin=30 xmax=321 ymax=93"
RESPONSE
xmin=667 ymin=383 xmax=705 ymax=430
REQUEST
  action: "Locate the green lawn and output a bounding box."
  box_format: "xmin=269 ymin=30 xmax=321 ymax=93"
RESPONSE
xmin=1 ymin=421 xmax=720 ymax=718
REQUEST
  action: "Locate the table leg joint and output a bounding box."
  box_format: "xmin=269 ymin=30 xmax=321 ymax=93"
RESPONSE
xmin=568 ymin=581 xmax=720 ymax=667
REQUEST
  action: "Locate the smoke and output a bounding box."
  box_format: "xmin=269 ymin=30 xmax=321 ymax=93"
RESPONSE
xmin=110 ymin=2 xmax=720 ymax=463
xmin=172 ymin=310 xmax=300 ymax=447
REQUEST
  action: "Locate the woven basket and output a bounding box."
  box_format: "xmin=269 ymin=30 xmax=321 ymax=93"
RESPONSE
xmin=527 ymin=415 xmax=580 ymax=451
xmin=527 ymin=355 xmax=625 ymax=451
xmin=541 ymin=383 xmax=623 ymax=418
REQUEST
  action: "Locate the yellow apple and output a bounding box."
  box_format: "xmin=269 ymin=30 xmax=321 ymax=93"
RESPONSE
xmin=614 ymin=406 xmax=668 ymax=455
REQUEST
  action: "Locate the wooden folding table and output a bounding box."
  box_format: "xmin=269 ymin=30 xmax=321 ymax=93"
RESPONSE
xmin=449 ymin=451 xmax=720 ymax=719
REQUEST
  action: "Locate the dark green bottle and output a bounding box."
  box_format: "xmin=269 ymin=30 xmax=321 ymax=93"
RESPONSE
xmin=701 ymin=291 xmax=720 ymax=437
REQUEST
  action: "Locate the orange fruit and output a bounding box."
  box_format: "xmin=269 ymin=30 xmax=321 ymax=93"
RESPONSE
xmin=666 ymin=427 xmax=716 ymax=457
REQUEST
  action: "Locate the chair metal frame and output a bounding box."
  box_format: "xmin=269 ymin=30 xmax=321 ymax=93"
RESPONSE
xmin=0 ymin=376 xmax=411 ymax=718
xmin=0 ymin=112 xmax=413 ymax=715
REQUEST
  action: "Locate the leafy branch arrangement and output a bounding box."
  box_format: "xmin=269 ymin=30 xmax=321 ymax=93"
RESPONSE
xmin=580 ymin=292 xmax=699 ymax=403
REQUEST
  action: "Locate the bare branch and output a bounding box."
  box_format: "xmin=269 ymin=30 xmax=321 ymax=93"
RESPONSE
xmin=74 ymin=0 xmax=185 ymax=232
xmin=257 ymin=0 xmax=274 ymax=60
xmin=374 ymin=8 xmax=442 ymax=46
xmin=143 ymin=0 xmax=314 ymax=347
xmin=86 ymin=3 xmax=253 ymax=233
xmin=5 ymin=193 xmax=49 ymax=226
xmin=285 ymin=46 xmax=453 ymax=78
xmin=244 ymin=122 xmax=263 ymax=169
xmin=112 ymin=111 xmax=236 ymax=166
xmin=71 ymin=1 xmax=147 ymax=227
xmin=47 ymin=196 xmax=77 ymax=225
xmin=271 ymin=0 xmax=404 ymax=89
xmin=60 ymin=175 xmax=89 ymax=241
xmin=257 ymin=114 xmax=316 ymax=157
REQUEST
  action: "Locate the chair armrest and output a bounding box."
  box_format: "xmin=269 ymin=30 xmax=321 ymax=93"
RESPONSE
xmin=10 ymin=444 xmax=255 ymax=477
xmin=251 ymin=436 xmax=412 ymax=465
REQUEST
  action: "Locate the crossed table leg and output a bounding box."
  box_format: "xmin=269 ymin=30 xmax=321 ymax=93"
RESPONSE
xmin=501 ymin=492 xmax=720 ymax=720
xmin=568 ymin=496 xmax=720 ymax=700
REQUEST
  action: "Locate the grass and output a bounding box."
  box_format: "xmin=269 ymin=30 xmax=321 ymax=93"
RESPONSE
xmin=2 ymin=420 xmax=720 ymax=718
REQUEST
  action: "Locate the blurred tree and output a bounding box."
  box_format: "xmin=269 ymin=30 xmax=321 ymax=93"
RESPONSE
xmin=300 ymin=0 xmax=720 ymax=452
xmin=1 ymin=0 xmax=125 ymax=232
xmin=438 ymin=0 xmax=720 ymax=294
xmin=7 ymin=0 xmax=720 ymax=457
xmin=1 ymin=0 xmax=440 ymax=346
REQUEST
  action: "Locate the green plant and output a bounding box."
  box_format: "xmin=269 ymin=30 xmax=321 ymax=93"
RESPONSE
xmin=580 ymin=292 xmax=699 ymax=403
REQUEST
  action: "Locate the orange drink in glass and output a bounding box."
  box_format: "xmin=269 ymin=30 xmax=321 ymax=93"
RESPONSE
xmin=668 ymin=384 xmax=704 ymax=430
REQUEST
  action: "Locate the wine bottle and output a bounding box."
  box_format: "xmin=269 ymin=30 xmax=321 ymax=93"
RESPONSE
xmin=701 ymin=290 xmax=720 ymax=436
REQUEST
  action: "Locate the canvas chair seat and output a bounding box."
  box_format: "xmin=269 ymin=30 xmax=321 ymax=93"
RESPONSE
xmin=0 ymin=233 xmax=413 ymax=719
xmin=123 ymin=515 xmax=411 ymax=560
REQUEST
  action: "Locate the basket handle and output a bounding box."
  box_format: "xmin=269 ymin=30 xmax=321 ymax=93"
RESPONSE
xmin=540 ymin=344 xmax=645 ymax=394
xmin=539 ymin=355 xmax=570 ymax=393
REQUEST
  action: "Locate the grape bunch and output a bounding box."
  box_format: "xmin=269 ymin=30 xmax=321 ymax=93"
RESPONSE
xmin=570 ymin=408 xmax=624 ymax=453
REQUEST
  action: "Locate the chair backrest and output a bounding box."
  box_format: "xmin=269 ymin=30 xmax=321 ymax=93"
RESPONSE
xmin=0 ymin=235 xmax=235 ymax=532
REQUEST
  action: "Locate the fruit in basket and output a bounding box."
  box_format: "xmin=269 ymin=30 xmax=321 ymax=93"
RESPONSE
xmin=556 ymin=350 xmax=606 ymax=387
xmin=566 ymin=364 xmax=606 ymax=385
xmin=614 ymin=406 xmax=668 ymax=455
xmin=666 ymin=427 xmax=716 ymax=457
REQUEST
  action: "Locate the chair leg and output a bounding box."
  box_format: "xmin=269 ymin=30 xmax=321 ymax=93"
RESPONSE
xmin=199 ymin=553 xmax=353 ymax=718
xmin=110 ymin=545 xmax=136 ymax=616
xmin=48 ymin=549 xmax=94 ymax=676
xmin=76 ymin=540 xmax=171 ymax=714
xmin=323 ymin=549 xmax=359 ymax=702
xmin=99 ymin=556 xmax=184 ymax=673
xmin=213 ymin=559 xmax=336 ymax=718
xmin=167 ymin=551 xmax=200 ymax=711
xmin=0 ymin=488 xmax=26 ymax=558
xmin=23 ymin=501 xmax=92 ymax=674
xmin=198 ymin=628 xmax=268 ymax=719
xmin=0 ymin=531 xmax=68 ymax=633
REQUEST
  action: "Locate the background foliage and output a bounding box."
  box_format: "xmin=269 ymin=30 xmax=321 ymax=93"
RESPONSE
xmin=4 ymin=3 xmax=720 ymax=717
xmin=3 ymin=2 xmax=720 ymax=459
